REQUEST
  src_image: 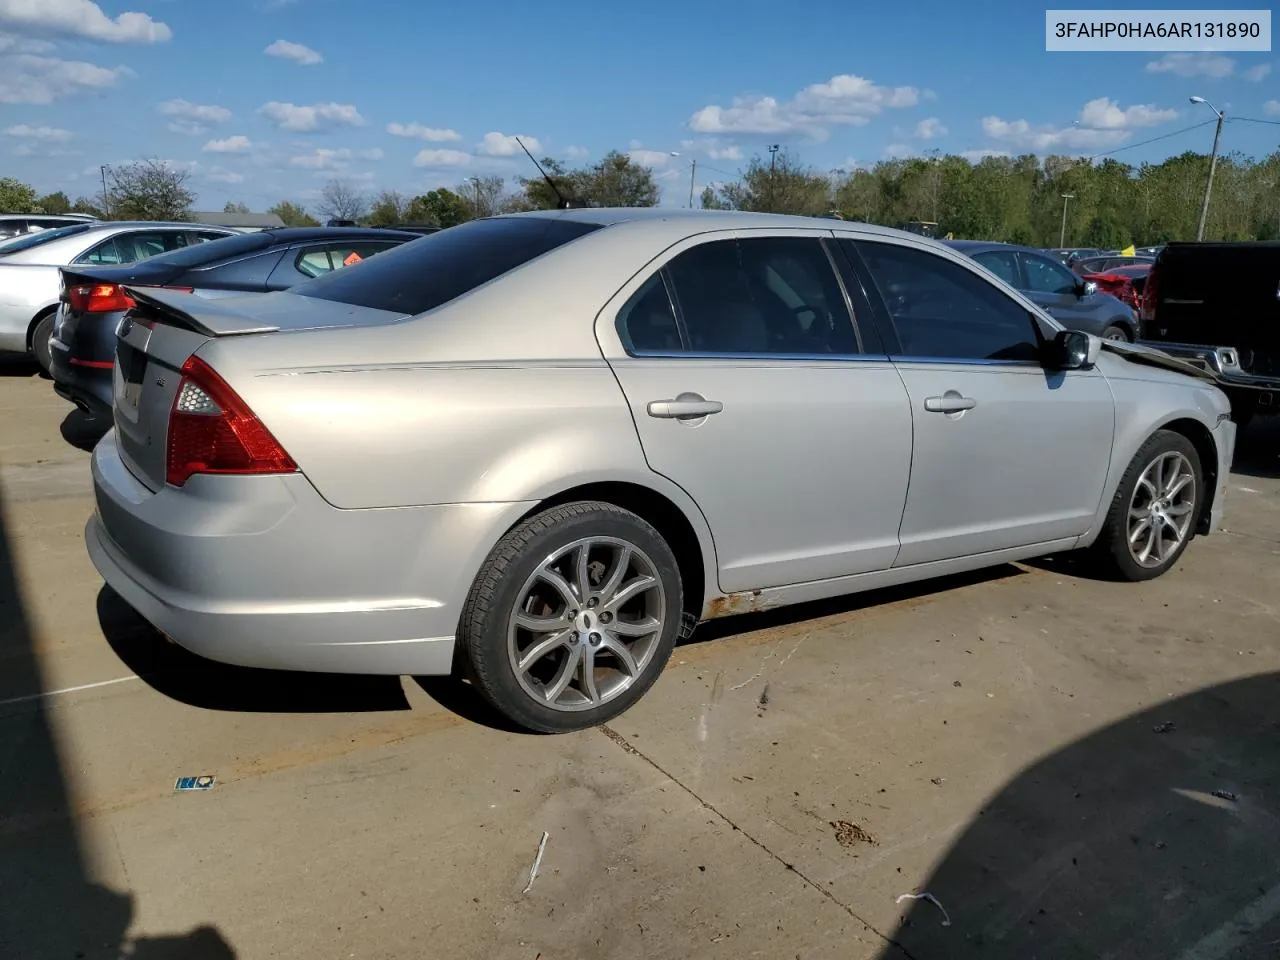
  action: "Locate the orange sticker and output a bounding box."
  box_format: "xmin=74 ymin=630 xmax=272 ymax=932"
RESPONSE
xmin=343 ymin=251 xmax=363 ymax=266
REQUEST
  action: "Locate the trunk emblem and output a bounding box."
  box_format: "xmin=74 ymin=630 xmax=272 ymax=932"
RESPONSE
xmin=119 ymin=317 xmax=134 ymax=337
xmin=155 ymin=377 xmax=166 ymax=387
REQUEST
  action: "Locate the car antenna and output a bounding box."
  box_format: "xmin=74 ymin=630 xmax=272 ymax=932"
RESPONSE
xmin=515 ymin=137 xmax=580 ymax=209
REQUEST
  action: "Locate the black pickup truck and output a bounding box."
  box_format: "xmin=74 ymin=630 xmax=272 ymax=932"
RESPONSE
xmin=1137 ymin=241 xmax=1280 ymax=426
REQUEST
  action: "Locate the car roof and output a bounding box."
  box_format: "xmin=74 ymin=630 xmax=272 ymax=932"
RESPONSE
xmin=253 ymin=226 xmax=422 ymax=242
xmin=942 ymin=239 xmax=1053 ymax=257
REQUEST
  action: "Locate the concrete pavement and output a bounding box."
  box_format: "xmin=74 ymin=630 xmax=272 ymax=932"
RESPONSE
xmin=2 ymin=358 xmax=1278 ymax=959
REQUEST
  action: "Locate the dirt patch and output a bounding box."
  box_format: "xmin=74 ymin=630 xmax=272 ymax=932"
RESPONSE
xmin=830 ymin=819 xmax=877 ymax=848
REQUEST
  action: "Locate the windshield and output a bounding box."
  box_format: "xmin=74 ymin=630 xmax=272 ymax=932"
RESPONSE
xmin=292 ymin=216 xmax=603 ymax=315
xmin=148 ymin=231 xmax=275 ymax=269
xmin=0 ymin=223 xmax=92 ymax=255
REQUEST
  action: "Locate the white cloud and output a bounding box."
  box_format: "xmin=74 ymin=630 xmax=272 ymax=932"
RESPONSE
xmin=158 ymin=99 xmax=230 ymax=135
xmin=259 ymin=101 xmax=364 ymax=132
xmin=883 ymin=143 xmax=916 ymax=159
xmin=961 ymin=149 xmax=1012 ymax=162
xmin=476 ymin=131 xmax=540 ymax=156
xmin=914 ymin=117 xmax=947 ymax=140
xmin=678 ymin=137 xmax=743 ymax=162
xmin=4 ymin=123 xmax=72 ymax=141
xmin=0 ymin=30 xmax=53 ymax=52
xmin=628 ymin=149 xmax=680 ymax=168
xmin=207 ymin=169 xmax=245 ymax=184
xmin=1265 ymin=100 xmax=1280 ymax=116
xmin=981 ymin=96 xmax=1177 ymax=153
xmin=1077 ymin=96 xmax=1176 ymax=129
xmin=1145 ymin=52 xmax=1234 ymax=78
xmin=386 ymin=121 xmax=461 ymax=141
xmin=688 ymin=73 xmax=921 ymax=139
xmin=0 ymin=52 xmax=125 ymax=103
xmin=0 ymin=0 xmax=171 ymax=44
xmin=264 ymin=39 xmax=322 ymax=65
xmin=1244 ymin=63 xmax=1272 ymax=82
xmin=11 ymin=141 xmax=78 ymax=158
xmin=413 ymin=148 xmax=471 ymax=167
xmin=564 ymin=145 xmax=589 ymax=159
xmin=288 ymin=146 xmax=382 ymax=169
xmin=203 ymin=135 xmax=252 ymax=154
xmin=709 ymin=144 xmax=741 ymax=160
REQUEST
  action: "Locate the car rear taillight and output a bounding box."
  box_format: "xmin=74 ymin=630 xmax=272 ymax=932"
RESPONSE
xmin=68 ymin=283 xmax=135 ymax=313
xmin=166 ymin=355 xmax=297 ymax=487
xmin=1139 ymin=265 xmax=1160 ymax=328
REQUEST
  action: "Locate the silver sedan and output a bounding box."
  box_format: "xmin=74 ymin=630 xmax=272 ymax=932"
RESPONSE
xmin=85 ymin=209 xmax=1236 ymax=732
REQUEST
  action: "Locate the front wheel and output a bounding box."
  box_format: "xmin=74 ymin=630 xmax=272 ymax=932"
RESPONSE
xmin=1091 ymin=430 xmax=1202 ymax=581
xmin=1101 ymin=324 xmax=1131 ymax=343
xmin=31 ymin=312 xmax=55 ymax=377
xmin=459 ymin=501 xmax=683 ymax=733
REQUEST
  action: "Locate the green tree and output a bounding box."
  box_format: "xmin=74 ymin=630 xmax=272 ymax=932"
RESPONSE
xmin=701 ymin=149 xmax=830 ymax=215
xmin=0 ymin=176 xmax=37 ymax=213
xmin=517 ymin=157 xmax=576 ymax=210
xmin=404 ymin=188 xmax=471 ymax=227
xmin=70 ymin=197 xmax=104 ymax=218
xmin=268 ymin=201 xmax=319 ymax=227
xmin=35 ymin=191 xmax=71 ymax=214
xmin=367 ymin=190 xmax=408 ymax=226
xmin=581 ymin=151 xmax=659 ymax=207
xmin=317 ymin=179 xmax=368 ymax=223
xmin=222 ymin=201 xmax=250 ymax=214
xmin=106 ymin=159 xmax=195 ymax=221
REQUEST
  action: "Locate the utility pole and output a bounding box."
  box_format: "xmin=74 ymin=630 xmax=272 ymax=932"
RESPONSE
xmin=468 ymin=176 xmax=482 ymax=217
xmin=767 ymin=144 xmax=779 ymax=212
xmin=1059 ymin=193 xmax=1074 ymax=248
xmin=1189 ymin=96 xmax=1225 ymax=242
xmin=100 ymin=165 xmax=110 ymax=219
xmin=688 ymin=158 xmax=697 ymax=209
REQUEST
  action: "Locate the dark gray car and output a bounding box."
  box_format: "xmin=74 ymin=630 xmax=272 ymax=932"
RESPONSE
xmin=946 ymin=240 xmax=1138 ymax=341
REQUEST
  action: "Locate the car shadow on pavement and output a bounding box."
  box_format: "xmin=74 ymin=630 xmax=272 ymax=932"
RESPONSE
xmin=0 ymin=356 xmax=39 ymax=377
xmin=1231 ymin=418 xmax=1280 ymax=480
xmin=879 ymin=670 xmax=1280 ymax=958
xmin=96 ymin=586 xmax=411 ymax=714
xmin=1 ymin=484 xmax=236 ymax=956
xmin=61 ymin=407 xmax=110 ymax=452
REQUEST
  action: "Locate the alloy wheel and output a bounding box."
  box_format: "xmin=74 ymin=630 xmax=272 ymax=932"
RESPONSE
xmin=1126 ymin=451 xmax=1196 ymax=568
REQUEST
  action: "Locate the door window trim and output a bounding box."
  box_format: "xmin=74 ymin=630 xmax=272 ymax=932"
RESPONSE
xmin=838 ymin=236 xmax=1050 ymax=368
xmin=611 ymin=231 xmax=885 ymax=362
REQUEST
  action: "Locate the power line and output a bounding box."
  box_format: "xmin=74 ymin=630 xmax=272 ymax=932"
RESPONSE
xmin=1231 ymin=115 xmax=1280 ymax=127
xmin=1087 ymin=118 xmax=1217 ymax=161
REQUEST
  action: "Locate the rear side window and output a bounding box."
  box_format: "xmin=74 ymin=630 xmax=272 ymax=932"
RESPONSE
xmin=292 ymin=241 xmax=401 ymax=278
xmin=77 ymin=231 xmax=188 ymax=265
xmin=0 ymin=222 xmax=91 ymax=253
xmin=292 ymin=216 xmax=603 ymax=315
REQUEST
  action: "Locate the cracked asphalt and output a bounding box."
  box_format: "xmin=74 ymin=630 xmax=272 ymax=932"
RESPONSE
xmin=3 ymin=359 xmax=1280 ymax=959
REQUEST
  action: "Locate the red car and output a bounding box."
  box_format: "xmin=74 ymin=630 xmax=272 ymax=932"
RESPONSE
xmin=1082 ymin=263 xmax=1152 ymax=313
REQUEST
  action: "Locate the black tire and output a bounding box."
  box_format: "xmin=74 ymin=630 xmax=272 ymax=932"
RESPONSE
xmin=459 ymin=501 xmax=683 ymax=733
xmin=31 ymin=311 xmax=55 ymax=377
xmin=1101 ymin=323 xmax=1131 ymax=343
xmin=1091 ymin=429 xmax=1203 ymax=582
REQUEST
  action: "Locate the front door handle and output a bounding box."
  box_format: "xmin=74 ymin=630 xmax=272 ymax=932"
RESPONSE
xmin=924 ymin=394 xmax=977 ymax=414
xmin=647 ymin=395 xmax=723 ymax=419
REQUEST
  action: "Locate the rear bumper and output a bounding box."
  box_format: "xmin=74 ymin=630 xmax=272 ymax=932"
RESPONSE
xmin=1137 ymin=341 xmax=1280 ymax=393
xmin=49 ymin=342 xmax=113 ymax=420
xmin=86 ymin=430 xmax=534 ymax=675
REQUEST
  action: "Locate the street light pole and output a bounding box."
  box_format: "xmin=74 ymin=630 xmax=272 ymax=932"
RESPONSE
xmin=688 ymin=158 xmax=697 ymax=208
xmin=1190 ymin=96 xmax=1225 ymax=242
xmin=1059 ymin=193 xmax=1075 ymax=248
xmin=767 ymin=144 xmax=779 ymax=212
xmin=468 ymin=176 xmax=481 ymax=217
xmin=100 ymin=165 xmax=110 ymax=219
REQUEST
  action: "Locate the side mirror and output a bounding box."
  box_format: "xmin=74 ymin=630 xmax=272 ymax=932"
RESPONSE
xmin=1077 ymin=279 xmax=1097 ymax=298
xmin=1047 ymin=329 xmax=1100 ymax=370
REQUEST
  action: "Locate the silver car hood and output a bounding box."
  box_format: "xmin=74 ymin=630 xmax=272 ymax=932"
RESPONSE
xmin=1099 ymin=339 xmax=1218 ymax=383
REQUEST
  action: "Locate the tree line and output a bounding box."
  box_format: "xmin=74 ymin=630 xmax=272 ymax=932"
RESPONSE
xmin=3 ymin=146 xmax=1278 ymax=245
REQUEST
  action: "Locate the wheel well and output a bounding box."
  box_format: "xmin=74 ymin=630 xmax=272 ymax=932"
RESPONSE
xmin=518 ymin=482 xmax=707 ymax=622
xmin=27 ymin=306 xmax=57 ymax=351
xmin=1109 ymin=317 xmax=1135 ymax=339
xmin=1161 ymin=418 xmax=1218 ymax=535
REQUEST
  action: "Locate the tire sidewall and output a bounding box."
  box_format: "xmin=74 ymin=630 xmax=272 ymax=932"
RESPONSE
xmin=1104 ymin=430 xmax=1203 ymax=581
xmin=32 ymin=312 xmax=54 ymax=376
xmin=466 ymin=505 xmax=683 ymax=733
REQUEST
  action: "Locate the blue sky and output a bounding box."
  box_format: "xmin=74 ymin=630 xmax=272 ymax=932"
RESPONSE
xmin=0 ymin=0 xmax=1277 ymax=211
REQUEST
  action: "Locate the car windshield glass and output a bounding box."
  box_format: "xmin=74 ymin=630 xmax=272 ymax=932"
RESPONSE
xmin=292 ymin=216 xmax=603 ymax=315
xmin=0 ymin=223 xmax=92 ymax=254
xmin=149 ymin=231 xmax=274 ymax=268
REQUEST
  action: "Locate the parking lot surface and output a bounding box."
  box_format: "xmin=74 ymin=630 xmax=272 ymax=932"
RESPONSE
xmin=2 ymin=359 xmax=1279 ymax=959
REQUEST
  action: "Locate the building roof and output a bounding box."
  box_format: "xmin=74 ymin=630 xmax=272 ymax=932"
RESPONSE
xmin=189 ymin=211 xmax=286 ymax=228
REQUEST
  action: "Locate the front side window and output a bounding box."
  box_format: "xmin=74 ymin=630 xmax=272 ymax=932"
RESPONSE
xmin=850 ymin=239 xmax=1041 ymax=362
xmin=1022 ymin=253 xmax=1079 ymax=295
xmin=663 ymin=237 xmax=858 ymax=355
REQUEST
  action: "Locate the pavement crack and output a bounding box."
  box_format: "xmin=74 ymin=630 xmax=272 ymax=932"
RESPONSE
xmin=598 ymin=724 xmax=920 ymax=960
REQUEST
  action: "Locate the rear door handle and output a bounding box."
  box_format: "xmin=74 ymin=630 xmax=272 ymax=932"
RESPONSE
xmin=924 ymin=394 xmax=977 ymax=414
xmin=647 ymin=396 xmax=723 ymax=419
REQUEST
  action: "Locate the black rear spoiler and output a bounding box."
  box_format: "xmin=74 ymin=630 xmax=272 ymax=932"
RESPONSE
xmin=123 ymin=286 xmax=280 ymax=337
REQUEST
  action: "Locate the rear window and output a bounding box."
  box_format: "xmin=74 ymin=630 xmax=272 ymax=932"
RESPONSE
xmin=152 ymin=231 xmax=275 ymax=268
xmin=0 ymin=222 xmax=91 ymax=254
xmin=292 ymin=216 xmax=603 ymax=315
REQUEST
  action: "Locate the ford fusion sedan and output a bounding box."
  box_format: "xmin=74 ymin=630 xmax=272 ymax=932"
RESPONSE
xmin=51 ymin=226 xmax=419 ymax=420
xmin=86 ymin=209 xmax=1236 ymax=733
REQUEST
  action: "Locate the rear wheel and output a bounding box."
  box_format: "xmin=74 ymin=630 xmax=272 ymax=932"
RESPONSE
xmin=1101 ymin=323 xmax=1131 ymax=342
xmin=459 ymin=501 xmax=683 ymax=733
xmin=1091 ymin=430 xmax=1202 ymax=581
xmin=30 ymin=311 xmax=55 ymax=377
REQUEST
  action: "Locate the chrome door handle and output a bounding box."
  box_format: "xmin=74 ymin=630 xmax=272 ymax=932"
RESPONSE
xmin=647 ymin=397 xmax=723 ymax=419
xmin=924 ymin=395 xmax=977 ymax=413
